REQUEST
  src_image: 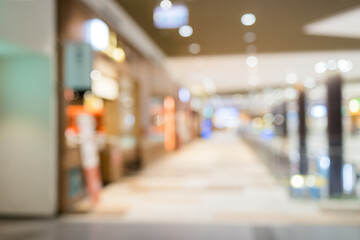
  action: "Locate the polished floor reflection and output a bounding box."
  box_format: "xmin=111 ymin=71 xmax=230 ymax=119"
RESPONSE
xmin=73 ymin=131 xmax=360 ymax=225
xmin=1 ymin=131 xmax=359 ymax=240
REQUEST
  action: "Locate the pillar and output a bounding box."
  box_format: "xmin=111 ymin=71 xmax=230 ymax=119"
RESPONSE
xmin=298 ymin=88 xmax=308 ymax=175
xmin=327 ymin=74 xmax=343 ymax=197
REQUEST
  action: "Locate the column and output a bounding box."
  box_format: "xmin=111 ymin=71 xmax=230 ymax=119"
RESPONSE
xmin=327 ymin=74 xmax=343 ymax=197
xmin=298 ymin=88 xmax=308 ymax=175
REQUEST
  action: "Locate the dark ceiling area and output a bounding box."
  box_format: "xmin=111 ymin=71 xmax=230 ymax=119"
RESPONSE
xmin=116 ymin=0 xmax=360 ymax=56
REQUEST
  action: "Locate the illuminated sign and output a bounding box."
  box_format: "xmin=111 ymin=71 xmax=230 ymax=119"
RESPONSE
xmin=65 ymin=42 xmax=93 ymax=91
xmin=153 ymin=5 xmax=189 ymax=29
xmin=90 ymin=70 xmax=119 ymax=100
xmin=164 ymin=97 xmax=176 ymax=151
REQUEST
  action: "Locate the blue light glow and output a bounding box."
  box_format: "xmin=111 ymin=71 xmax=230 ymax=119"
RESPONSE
xmin=343 ymin=163 xmax=354 ymax=194
xmin=178 ymin=87 xmax=191 ymax=103
xmin=213 ymin=108 xmax=239 ymax=129
xmin=153 ymin=5 xmax=189 ymax=29
xmin=201 ymin=119 xmax=212 ymax=139
xmin=310 ymin=105 xmax=327 ymax=118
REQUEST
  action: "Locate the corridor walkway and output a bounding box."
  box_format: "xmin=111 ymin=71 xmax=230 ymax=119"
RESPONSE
xmin=73 ymin=131 xmax=360 ymax=225
xmin=1 ymin=131 xmax=360 ymax=240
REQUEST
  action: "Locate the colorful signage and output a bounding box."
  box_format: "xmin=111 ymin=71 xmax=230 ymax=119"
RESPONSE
xmin=164 ymin=96 xmax=176 ymax=151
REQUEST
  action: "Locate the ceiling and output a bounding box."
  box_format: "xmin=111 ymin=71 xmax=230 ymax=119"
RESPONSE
xmin=116 ymin=0 xmax=360 ymax=56
xmin=166 ymin=50 xmax=360 ymax=93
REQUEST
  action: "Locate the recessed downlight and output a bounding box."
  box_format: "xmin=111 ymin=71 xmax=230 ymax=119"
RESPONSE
xmin=241 ymin=13 xmax=256 ymax=26
xmin=189 ymin=43 xmax=201 ymax=54
xmin=246 ymin=56 xmax=258 ymax=67
xmin=160 ymin=0 xmax=172 ymax=10
xmin=179 ymin=25 xmax=193 ymax=37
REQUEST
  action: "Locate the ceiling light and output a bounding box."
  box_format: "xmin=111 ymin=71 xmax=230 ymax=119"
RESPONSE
xmin=244 ymin=32 xmax=256 ymax=43
xmin=314 ymin=61 xmax=327 ymax=74
xmin=189 ymin=43 xmax=201 ymax=54
xmin=286 ymin=73 xmax=298 ymax=84
xmin=154 ymin=4 xmax=189 ymax=29
xmin=160 ymin=0 xmax=172 ymax=10
xmin=241 ymin=13 xmax=256 ymax=26
xmin=327 ymin=59 xmax=337 ymax=71
xmin=304 ymin=77 xmax=316 ymax=89
xmin=285 ymin=87 xmax=298 ymax=100
xmin=337 ymin=59 xmax=353 ymax=73
xmin=246 ymin=56 xmax=258 ymax=67
xmin=86 ymin=19 xmax=109 ymax=51
xmin=202 ymin=77 xmax=216 ymax=95
xmin=179 ymin=25 xmax=193 ymax=37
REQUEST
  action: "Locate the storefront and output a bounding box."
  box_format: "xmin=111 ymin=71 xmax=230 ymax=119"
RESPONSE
xmin=57 ymin=0 xmax=182 ymax=213
xmin=58 ymin=0 xmax=141 ymax=212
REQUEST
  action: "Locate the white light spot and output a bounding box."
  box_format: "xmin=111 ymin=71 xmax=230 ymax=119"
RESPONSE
xmin=160 ymin=0 xmax=172 ymax=10
xmin=315 ymin=61 xmax=327 ymax=74
xmin=337 ymin=59 xmax=353 ymax=73
xmin=286 ymin=73 xmax=298 ymax=84
xmin=285 ymin=88 xmax=298 ymax=100
xmin=343 ymin=163 xmax=354 ymax=194
xmin=90 ymin=70 xmax=102 ymax=81
xmin=310 ymin=105 xmax=327 ymax=118
xmin=86 ymin=19 xmax=109 ymax=51
xmin=179 ymin=25 xmax=193 ymax=37
xmin=246 ymin=56 xmax=258 ymax=67
xmin=319 ymin=156 xmax=330 ymax=170
xmin=241 ymin=13 xmax=256 ymax=26
xmin=291 ymin=175 xmax=305 ymax=188
xmin=349 ymin=99 xmax=359 ymax=113
xmin=304 ymin=77 xmax=316 ymax=89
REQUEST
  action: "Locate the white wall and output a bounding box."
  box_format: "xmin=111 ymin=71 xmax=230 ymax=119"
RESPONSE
xmin=0 ymin=0 xmax=55 ymax=55
xmin=0 ymin=0 xmax=57 ymax=216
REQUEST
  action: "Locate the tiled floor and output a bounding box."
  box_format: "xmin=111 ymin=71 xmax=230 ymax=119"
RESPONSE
xmin=1 ymin=131 xmax=360 ymax=239
xmin=72 ymin=131 xmax=360 ymax=225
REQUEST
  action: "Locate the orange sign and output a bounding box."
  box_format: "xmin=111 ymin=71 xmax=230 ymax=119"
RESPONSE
xmin=164 ymin=96 xmax=176 ymax=151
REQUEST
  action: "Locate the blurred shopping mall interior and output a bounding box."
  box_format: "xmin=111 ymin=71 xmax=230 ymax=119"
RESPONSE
xmin=1 ymin=0 xmax=360 ymax=239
